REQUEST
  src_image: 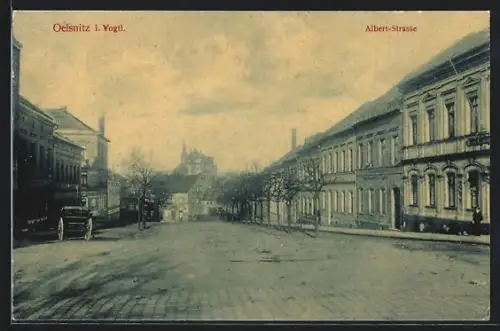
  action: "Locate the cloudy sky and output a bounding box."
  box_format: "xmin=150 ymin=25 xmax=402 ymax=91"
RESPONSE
xmin=12 ymin=11 xmax=489 ymax=173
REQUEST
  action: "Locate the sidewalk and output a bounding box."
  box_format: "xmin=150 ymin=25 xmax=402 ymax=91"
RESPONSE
xmin=244 ymin=221 xmax=490 ymax=246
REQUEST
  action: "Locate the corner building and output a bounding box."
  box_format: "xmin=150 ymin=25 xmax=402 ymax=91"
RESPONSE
xmin=400 ymin=29 xmax=490 ymax=232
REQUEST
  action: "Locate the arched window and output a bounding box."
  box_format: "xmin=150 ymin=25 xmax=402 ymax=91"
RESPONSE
xmin=424 ymin=173 xmax=436 ymax=208
xmin=468 ymin=170 xmax=480 ymax=209
xmin=333 ymin=191 xmax=338 ymax=212
xmin=348 ymin=191 xmax=353 ymax=214
xmin=410 ymin=175 xmax=419 ymax=206
xmin=341 ymin=191 xmax=345 ymax=213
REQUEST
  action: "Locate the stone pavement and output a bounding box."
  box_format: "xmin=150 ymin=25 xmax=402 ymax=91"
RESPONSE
xmin=12 ymin=220 xmax=490 ymax=321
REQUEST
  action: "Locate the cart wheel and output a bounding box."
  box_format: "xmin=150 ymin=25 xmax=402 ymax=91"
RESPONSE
xmin=57 ymin=218 xmax=64 ymax=241
xmin=84 ymin=218 xmax=93 ymax=241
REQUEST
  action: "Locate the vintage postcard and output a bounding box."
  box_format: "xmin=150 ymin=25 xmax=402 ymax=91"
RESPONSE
xmin=12 ymin=11 xmax=490 ymax=321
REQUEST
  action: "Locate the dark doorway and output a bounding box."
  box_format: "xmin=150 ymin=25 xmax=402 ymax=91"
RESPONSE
xmin=392 ymin=187 xmax=402 ymax=229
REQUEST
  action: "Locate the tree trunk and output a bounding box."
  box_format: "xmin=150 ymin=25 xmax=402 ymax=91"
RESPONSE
xmin=277 ymin=201 xmax=280 ymax=226
xmin=314 ymin=192 xmax=320 ymax=233
xmin=259 ymin=200 xmax=264 ymax=224
xmin=267 ymin=199 xmax=271 ymax=225
xmin=287 ymin=202 xmax=292 ymax=227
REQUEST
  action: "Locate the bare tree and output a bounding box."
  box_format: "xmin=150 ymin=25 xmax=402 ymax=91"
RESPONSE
xmin=280 ymin=166 xmax=301 ymax=227
xmin=123 ymin=147 xmax=154 ymax=230
xmin=262 ymin=174 xmax=277 ymax=225
xmin=270 ymin=172 xmax=285 ymax=226
xmin=300 ymin=155 xmax=329 ymax=233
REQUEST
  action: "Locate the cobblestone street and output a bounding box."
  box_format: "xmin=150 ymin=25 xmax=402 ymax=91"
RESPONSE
xmin=13 ymin=220 xmax=490 ymax=321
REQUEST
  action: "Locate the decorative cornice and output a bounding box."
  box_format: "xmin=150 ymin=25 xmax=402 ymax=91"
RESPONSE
xmin=462 ymin=75 xmax=481 ymax=88
xmin=406 ymin=100 xmax=419 ymax=109
xmin=440 ymin=86 xmax=457 ymax=96
xmin=421 ymin=91 xmax=437 ymax=102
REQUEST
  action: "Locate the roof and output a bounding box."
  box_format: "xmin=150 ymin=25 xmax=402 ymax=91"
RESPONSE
xmin=263 ymin=28 xmax=490 ymax=172
xmin=399 ymin=28 xmax=490 ymax=89
xmin=157 ymin=174 xmax=200 ymax=194
xmin=12 ymin=36 xmax=22 ymax=49
xmin=54 ymin=132 xmax=85 ymax=149
xmin=19 ymin=95 xmax=56 ymax=124
xmin=44 ymin=107 xmax=110 ymax=141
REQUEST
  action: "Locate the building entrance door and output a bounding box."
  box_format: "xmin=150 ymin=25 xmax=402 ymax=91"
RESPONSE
xmin=392 ymin=187 xmax=401 ymax=229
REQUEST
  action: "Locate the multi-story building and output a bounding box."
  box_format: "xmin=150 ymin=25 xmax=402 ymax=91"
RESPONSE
xmin=14 ymin=96 xmax=58 ymax=191
xmin=290 ymin=88 xmax=404 ymax=230
xmin=52 ymin=132 xmax=85 ymax=186
xmin=45 ymin=108 xmax=111 ymax=218
xmin=354 ymin=87 xmax=404 ymax=230
xmin=400 ymin=28 xmax=490 ymax=232
xmin=174 ymin=144 xmax=218 ymax=176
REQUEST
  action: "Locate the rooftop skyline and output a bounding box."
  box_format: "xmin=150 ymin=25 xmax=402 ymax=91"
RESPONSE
xmin=13 ymin=11 xmax=489 ymax=172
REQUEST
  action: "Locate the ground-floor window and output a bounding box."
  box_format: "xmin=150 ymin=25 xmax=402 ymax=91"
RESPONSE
xmin=333 ymin=191 xmax=338 ymax=212
xmin=468 ymin=170 xmax=480 ymax=209
xmin=426 ymin=173 xmax=436 ymax=208
xmin=368 ymin=189 xmax=374 ymax=213
xmin=341 ymin=191 xmax=345 ymax=213
xmin=358 ymin=189 xmax=363 ymax=213
xmin=410 ymin=175 xmax=419 ymax=206
xmin=379 ymin=188 xmax=386 ymax=214
xmin=445 ymin=172 xmax=456 ymax=208
xmin=348 ymin=191 xmax=353 ymax=214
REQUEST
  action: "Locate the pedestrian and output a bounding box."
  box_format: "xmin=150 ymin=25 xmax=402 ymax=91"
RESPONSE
xmin=179 ymin=210 xmax=183 ymax=222
xmin=472 ymin=207 xmax=483 ymax=236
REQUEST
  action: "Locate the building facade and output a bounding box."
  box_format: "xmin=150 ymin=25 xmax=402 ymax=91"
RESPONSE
xmin=355 ymin=102 xmax=404 ymax=230
xmin=14 ymin=96 xmax=58 ymax=190
xmin=45 ymin=108 xmax=111 ymax=218
xmin=400 ymin=30 xmax=490 ymax=232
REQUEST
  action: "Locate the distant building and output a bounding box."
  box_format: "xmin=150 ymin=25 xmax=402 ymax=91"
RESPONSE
xmin=174 ymin=144 xmax=217 ymax=176
xmin=44 ymin=108 xmax=111 ymax=218
xmin=160 ymin=174 xmax=200 ymax=222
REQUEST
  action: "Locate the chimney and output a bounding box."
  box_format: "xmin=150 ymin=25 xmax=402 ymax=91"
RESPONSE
xmin=98 ymin=112 xmax=105 ymax=136
xmin=291 ymin=128 xmax=297 ymax=151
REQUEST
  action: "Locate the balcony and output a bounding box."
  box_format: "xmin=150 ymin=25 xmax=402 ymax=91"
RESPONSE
xmin=403 ymin=132 xmax=490 ymax=161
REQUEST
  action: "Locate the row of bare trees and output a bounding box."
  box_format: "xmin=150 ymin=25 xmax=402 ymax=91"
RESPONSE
xmin=214 ymin=156 xmax=330 ymax=233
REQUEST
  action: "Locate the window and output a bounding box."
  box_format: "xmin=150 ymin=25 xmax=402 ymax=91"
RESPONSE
xmin=468 ymin=95 xmax=479 ymax=134
xmin=328 ymin=153 xmax=332 ymax=173
xmin=368 ymin=189 xmax=374 ymax=213
xmin=379 ymin=138 xmax=386 ymax=166
xmin=379 ymin=189 xmax=386 ymax=214
xmin=357 ymin=144 xmax=363 ymax=169
xmin=348 ymin=191 xmax=353 ymax=214
xmin=39 ymin=145 xmax=45 ymax=171
xmin=337 ymin=191 xmax=341 ymax=213
xmin=410 ymin=175 xmax=419 ymax=206
xmin=427 ymin=108 xmax=436 ymax=141
xmin=367 ymin=141 xmax=373 ymax=165
xmin=348 ymin=149 xmax=353 ymax=171
xmin=390 ymin=136 xmax=398 ymax=165
xmin=410 ymin=115 xmax=418 ymax=145
xmin=446 ymin=102 xmax=456 ymax=138
xmin=55 ymin=161 xmax=59 ymax=180
xmin=333 ymin=191 xmax=338 ymax=212
xmin=341 ymin=150 xmax=346 ymax=172
xmin=469 ymin=171 xmax=480 ymax=209
xmin=341 ymin=191 xmax=345 ymax=212
xmin=427 ymin=174 xmax=436 ymax=207
xmin=445 ymin=173 xmax=456 ymax=208
xmin=333 ymin=152 xmax=338 ymax=173
xmin=358 ymin=189 xmax=363 ymax=213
